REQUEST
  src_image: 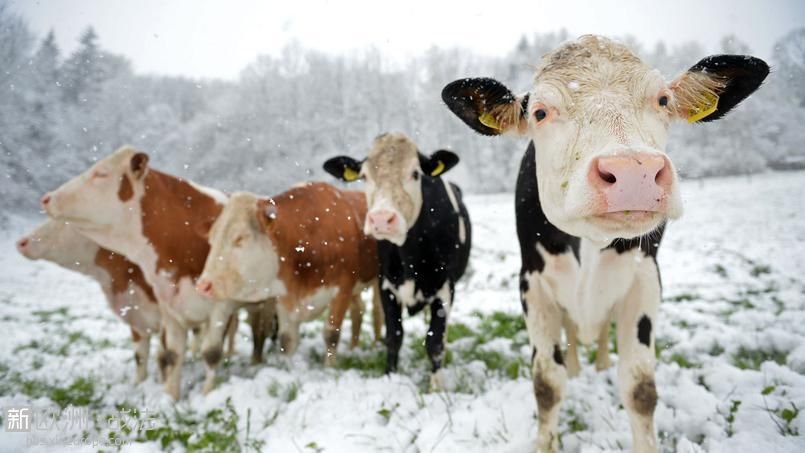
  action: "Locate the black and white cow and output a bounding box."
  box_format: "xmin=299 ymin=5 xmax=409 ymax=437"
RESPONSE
xmin=441 ymin=35 xmax=768 ymax=452
xmin=323 ymin=132 xmax=471 ymax=389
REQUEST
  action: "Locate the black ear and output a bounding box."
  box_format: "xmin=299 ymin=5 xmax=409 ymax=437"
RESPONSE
xmin=322 ymin=156 xmax=363 ymax=182
xmin=442 ymin=77 xmax=529 ymax=136
xmin=686 ymin=55 xmax=769 ymax=122
xmin=420 ymin=150 xmax=459 ymax=177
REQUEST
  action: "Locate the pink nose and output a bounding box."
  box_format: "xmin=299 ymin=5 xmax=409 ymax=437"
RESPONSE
xmin=367 ymin=210 xmax=399 ymax=235
xmin=41 ymin=193 xmax=52 ymax=208
xmin=16 ymin=237 xmax=29 ymax=252
xmin=589 ymin=153 xmax=672 ymax=213
xmin=196 ymin=280 xmax=214 ymax=297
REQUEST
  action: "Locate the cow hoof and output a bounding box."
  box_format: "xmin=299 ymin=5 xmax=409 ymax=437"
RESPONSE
xmin=134 ymin=370 xmax=148 ymax=384
xmin=202 ymin=379 xmax=215 ymax=395
xmin=595 ymin=355 xmax=611 ymax=371
xmin=429 ymin=369 xmax=446 ymax=392
xmin=566 ymin=360 xmax=581 ymax=378
xmin=324 ymin=353 xmax=337 ymax=367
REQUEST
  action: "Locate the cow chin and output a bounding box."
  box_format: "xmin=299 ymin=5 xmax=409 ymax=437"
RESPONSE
xmin=369 ymin=231 xmax=408 ymax=247
xmin=586 ymin=211 xmax=667 ymax=242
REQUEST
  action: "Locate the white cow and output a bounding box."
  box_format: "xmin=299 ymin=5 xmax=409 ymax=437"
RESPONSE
xmin=442 ymin=35 xmax=769 ymax=452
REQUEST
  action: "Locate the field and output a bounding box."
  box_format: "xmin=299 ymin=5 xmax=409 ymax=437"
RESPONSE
xmin=1 ymin=171 xmax=804 ymax=452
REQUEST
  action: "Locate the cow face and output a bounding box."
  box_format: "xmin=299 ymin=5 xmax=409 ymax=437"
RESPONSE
xmin=17 ymin=220 xmax=97 ymax=268
xmin=197 ymin=192 xmax=285 ymax=302
xmin=323 ymin=133 xmax=459 ymax=245
xmin=443 ymin=35 xmax=768 ymax=243
xmin=42 ymin=146 xmax=149 ymax=233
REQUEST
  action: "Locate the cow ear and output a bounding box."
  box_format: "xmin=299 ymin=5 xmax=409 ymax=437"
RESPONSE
xmin=671 ymin=55 xmax=769 ymax=123
xmin=420 ymin=150 xmax=459 ymax=177
xmin=255 ymin=198 xmax=278 ymax=228
xmin=130 ymin=152 xmax=149 ymax=179
xmin=442 ymin=77 xmax=529 ymax=136
xmin=323 ymin=156 xmax=363 ymax=182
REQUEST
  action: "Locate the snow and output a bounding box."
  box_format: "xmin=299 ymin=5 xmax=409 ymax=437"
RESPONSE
xmin=1 ymin=171 xmax=804 ymax=452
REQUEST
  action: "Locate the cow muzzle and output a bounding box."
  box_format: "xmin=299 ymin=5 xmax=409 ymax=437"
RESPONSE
xmin=195 ymin=279 xmax=216 ymax=298
xmin=588 ymin=153 xmax=673 ymax=215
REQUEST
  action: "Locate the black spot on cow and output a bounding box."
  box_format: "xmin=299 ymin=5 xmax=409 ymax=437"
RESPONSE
xmin=531 ymin=346 xmax=537 ymax=364
xmin=553 ymin=344 xmax=564 ymax=366
xmin=534 ymin=374 xmax=557 ymax=412
xmin=637 ymin=315 xmax=652 ymax=347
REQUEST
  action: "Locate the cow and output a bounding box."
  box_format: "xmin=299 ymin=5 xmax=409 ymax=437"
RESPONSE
xmin=195 ymin=182 xmax=382 ymax=365
xmin=441 ymin=35 xmax=768 ymax=452
xmin=40 ymin=146 xmax=271 ymax=399
xmin=323 ymin=132 xmax=471 ymax=390
xmin=17 ymin=219 xmax=161 ymax=383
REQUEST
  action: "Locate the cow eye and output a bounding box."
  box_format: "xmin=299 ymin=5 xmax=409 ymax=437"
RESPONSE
xmin=534 ymin=109 xmax=547 ymax=122
xmin=658 ymin=95 xmax=669 ymax=107
xmin=411 ymin=170 xmax=419 ymax=181
xmin=233 ymin=235 xmax=245 ymax=246
xmin=92 ymin=171 xmax=108 ymax=179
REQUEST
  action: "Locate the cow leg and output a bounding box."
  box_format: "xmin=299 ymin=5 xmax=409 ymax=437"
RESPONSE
xmin=615 ymin=269 xmax=660 ymax=453
xmin=523 ymin=272 xmax=566 ymax=453
xmin=381 ymin=287 xmax=403 ymax=373
xmin=562 ymin=316 xmax=581 ymax=378
xmin=349 ymin=294 xmax=365 ymax=350
xmin=201 ymin=302 xmax=235 ymax=395
xmin=426 ymin=297 xmax=450 ymax=391
xmin=159 ymin=316 xmax=187 ymax=400
xmin=276 ymin=301 xmax=300 ymax=356
xmin=189 ymin=325 xmax=203 ymax=357
xmin=248 ymin=304 xmax=267 ymax=364
xmin=371 ymin=280 xmax=383 ymax=343
xmin=131 ymin=328 xmax=150 ymax=383
xmin=596 ymin=322 xmax=611 ymax=371
xmin=324 ymin=292 xmax=351 ymax=366
xmin=224 ymin=312 xmax=238 ymax=357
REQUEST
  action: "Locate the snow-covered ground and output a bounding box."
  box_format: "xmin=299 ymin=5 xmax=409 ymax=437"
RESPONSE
xmin=1 ymin=171 xmax=804 ymax=452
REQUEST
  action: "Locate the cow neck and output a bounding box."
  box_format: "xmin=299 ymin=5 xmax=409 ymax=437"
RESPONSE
xmin=140 ymin=169 xmax=222 ymax=284
xmin=93 ymin=248 xmax=158 ymax=302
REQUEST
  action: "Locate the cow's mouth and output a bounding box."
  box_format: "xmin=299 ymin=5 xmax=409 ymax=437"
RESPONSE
xmin=589 ymin=210 xmax=665 ymax=236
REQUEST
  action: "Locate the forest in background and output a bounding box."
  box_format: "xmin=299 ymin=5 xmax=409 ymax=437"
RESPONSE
xmin=2 ymin=5 xmax=804 ymax=213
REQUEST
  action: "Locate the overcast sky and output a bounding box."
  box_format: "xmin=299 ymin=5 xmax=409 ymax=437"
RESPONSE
xmin=10 ymin=0 xmax=805 ymax=80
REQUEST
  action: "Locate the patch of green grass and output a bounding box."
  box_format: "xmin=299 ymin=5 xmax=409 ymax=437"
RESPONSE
xmin=31 ymin=306 xmax=70 ymax=322
xmin=472 ymin=311 xmax=527 ymax=346
xmin=447 ymin=322 xmax=475 ymax=342
xmin=336 ymin=349 xmax=387 ymax=377
xmin=667 ymin=293 xmax=698 ymax=302
xmin=732 ymin=346 xmax=787 ymax=370
xmin=0 ymin=373 xmax=101 ymax=409
xmin=135 ymin=397 xmax=264 ymax=452
xmin=709 ymin=343 xmax=725 ymax=356
xmin=750 ymin=264 xmax=772 ymax=277
xmin=725 ymin=400 xmax=741 ymax=437
xmin=668 ymin=353 xmax=698 ymax=369
xmin=712 ymin=264 xmax=729 ymax=278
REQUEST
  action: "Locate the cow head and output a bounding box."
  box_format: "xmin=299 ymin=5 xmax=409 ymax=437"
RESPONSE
xmin=442 ymin=35 xmax=768 ymax=242
xmin=322 ymin=132 xmax=459 ymax=245
xmin=17 ymin=219 xmax=98 ymax=268
xmin=41 ymin=146 xmax=149 ymax=235
xmin=196 ymin=192 xmax=286 ymax=301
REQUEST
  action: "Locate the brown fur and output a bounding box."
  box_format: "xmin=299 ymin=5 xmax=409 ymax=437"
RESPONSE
xmin=117 ymin=175 xmax=133 ymax=201
xmin=140 ymin=169 xmax=223 ymax=285
xmin=535 ymin=375 xmax=558 ymax=415
xmin=256 ymin=182 xmax=378 ymax=310
xmin=632 ymin=377 xmax=658 ymax=416
xmin=94 ymin=248 xmax=157 ymax=302
xmin=130 ymin=328 xmax=142 ymax=342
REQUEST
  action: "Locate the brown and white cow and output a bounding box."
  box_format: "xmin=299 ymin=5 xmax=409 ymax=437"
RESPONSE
xmin=196 ymin=183 xmax=382 ymax=365
xmin=17 ymin=219 xmax=161 ymax=383
xmin=442 ymin=35 xmax=768 ymax=452
xmin=41 ymin=146 xmax=259 ymax=399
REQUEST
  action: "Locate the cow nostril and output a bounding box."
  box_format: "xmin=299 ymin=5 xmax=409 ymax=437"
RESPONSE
xmin=41 ymin=194 xmax=51 ymax=206
xmin=598 ymin=169 xmax=616 ymax=184
xmin=17 ymin=238 xmax=29 ymax=249
xmin=387 ymin=213 xmax=397 ymax=225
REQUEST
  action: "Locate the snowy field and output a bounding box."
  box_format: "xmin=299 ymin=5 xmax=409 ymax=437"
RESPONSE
xmin=1 ymin=171 xmax=804 ymax=452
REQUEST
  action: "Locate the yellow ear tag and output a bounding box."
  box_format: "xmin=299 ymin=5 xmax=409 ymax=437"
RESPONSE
xmin=687 ymin=92 xmax=719 ymax=123
xmin=430 ymin=161 xmax=445 ymax=177
xmin=478 ymin=112 xmax=501 ymax=130
xmin=343 ymin=167 xmax=360 ymax=182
